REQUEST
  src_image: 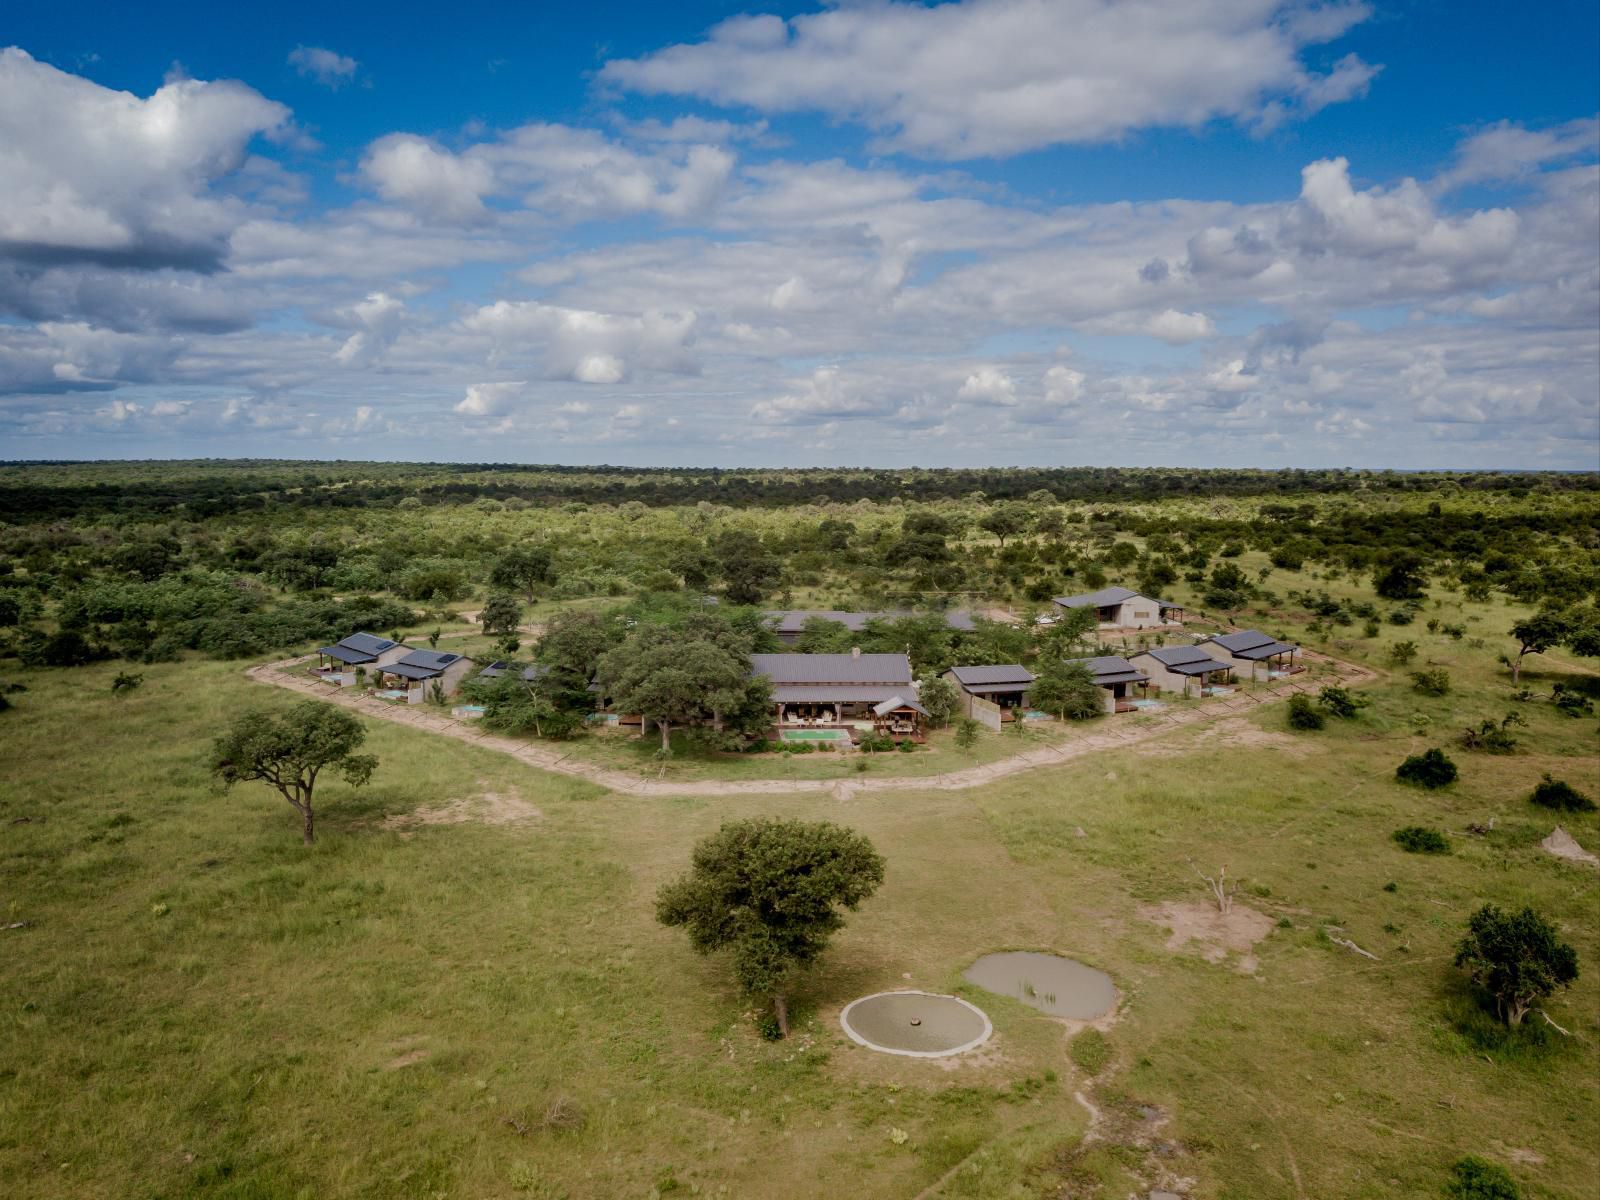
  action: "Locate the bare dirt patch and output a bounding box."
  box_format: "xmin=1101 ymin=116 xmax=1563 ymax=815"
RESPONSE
xmin=1182 ymin=717 xmax=1315 ymax=756
xmin=385 ymin=1048 xmax=429 ymax=1070
xmin=1541 ymin=825 xmax=1598 ymax=867
xmin=382 ymin=781 xmax=543 ymax=830
xmin=1140 ymin=901 xmax=1275 ymax=974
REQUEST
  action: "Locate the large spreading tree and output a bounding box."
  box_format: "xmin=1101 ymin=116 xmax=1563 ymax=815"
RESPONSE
xmin=1455 ymin=904 xmax=1578 ymax=1027
xmin=209 ymin=702 xmax=377 ymax=844
xmin=489 ymin=544 xmax=556 ymax=601
xmin=657 ymin=818 xmax=885 ymax=1037
xmin=597 ymin=615 xmax=772 ymax=753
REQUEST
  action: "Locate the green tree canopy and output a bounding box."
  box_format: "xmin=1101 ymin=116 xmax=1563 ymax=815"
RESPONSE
xmin=657 ymin=818 xmax=885 ymax=1037
xmin=209 ymin=702 xmax=377 ymax=844
xmin=598 ymin=618 xmax=772 ymax=752
xmin=489 ymin=544 xmax=556 ymax=601
xmin=714 ymin=530 xmax=780 ymax=606
xmin=479 ymin=592 xmax=524 ymax=638
xmin=1028 ymin=659 xmax=1104 ymax=720
xmin=1454 ymin=904 xmax=1579 ymax=1027
xmin=916 ymin=674 xmax=960 ymax=727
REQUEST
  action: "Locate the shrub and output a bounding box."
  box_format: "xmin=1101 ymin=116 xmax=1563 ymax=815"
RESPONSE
xmin=1388 ymin=640 xmax=1418 ymax=665
xmin=1397 ymin=748 xmax=1458 ymax=789
xmin=1287 ymin=695 xmax=1324 ymax=730
xmin=1446 ymin=1156 xmax=1520 ymax=1200
xmin=954 ymin=718 xmax=981 ymax=751
xmin=1317 ymin=686 xmax=1367 ymax=719
xmin=1529 ymin=774 xmax=1596 ymax=813
xmin=1392 ymin=826 xmax=1451 ymax=854
xmin=1460 ymin=713 xmax=1524 ymax=754
xmin=1411 ymin=669 xmax=1451 ymax=696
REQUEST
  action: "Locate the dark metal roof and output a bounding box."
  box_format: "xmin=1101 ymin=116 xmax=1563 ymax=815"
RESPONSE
xmin=341 ymin=632 xmax=399 ymax=656
xmin=383 ymin=663 xmax=439 ymax=681
xmin=320 ymin=644 xmax=375 ymax=665
xmin=1066 ymin=655 xmax=1150 ymax=685
xmin=385 ymin=648 xmax=469 ymax=679
xmin=1054 ymin=587 xmax=1177 ymax=610
xmin=873 ymin=695 xmax=929 ymax=717
xmin=949 ymin=663 xmax=1035 ymax=687
xmin=1210 ymin=630 xmax=1299 ymax=659
xmin=1134 ymin=646 xmax=1231 ymax=674
xmin=751 ymin=653 xmax=913 ymax=685
xmin=1209 ymin=630 xmax=1274 ymax=652
xmin=1232 ymin=639 xmax=1299 ymax=660
xmin=772 ymin=685 xmax=910 ymax=704
xmin=478 ymin=661 xmax=550 ymax=682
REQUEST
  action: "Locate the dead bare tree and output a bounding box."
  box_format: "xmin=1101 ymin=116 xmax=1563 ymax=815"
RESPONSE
xmin=1189 ymin=858 xmax=1239 ymax=915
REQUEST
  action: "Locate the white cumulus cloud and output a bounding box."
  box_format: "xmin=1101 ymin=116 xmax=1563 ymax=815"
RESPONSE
xmin=601 ymin=0 xmax=1378 ymax=159
xmin=288 ymin=46 xmax=358 ymax=89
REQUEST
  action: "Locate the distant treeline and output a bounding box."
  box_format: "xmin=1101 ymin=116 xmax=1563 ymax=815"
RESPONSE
xmin=2 ymin=461 xmax=1595 ymax=522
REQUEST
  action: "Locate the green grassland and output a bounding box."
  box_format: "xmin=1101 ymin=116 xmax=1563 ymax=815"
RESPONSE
xmin=4 ymin=573 xmax=1597 ymax=1199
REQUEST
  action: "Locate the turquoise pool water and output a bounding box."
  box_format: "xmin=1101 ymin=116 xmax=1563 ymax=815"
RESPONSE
xmin=781 ymin=728 xmax=852 ymax=742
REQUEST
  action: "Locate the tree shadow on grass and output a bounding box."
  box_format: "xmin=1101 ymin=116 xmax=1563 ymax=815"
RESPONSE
xmin=1427 ymin=973 xmax=1570 ymax=1066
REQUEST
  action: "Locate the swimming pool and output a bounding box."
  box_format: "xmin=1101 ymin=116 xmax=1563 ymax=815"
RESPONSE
xmin=1021 ymin=710 xmax=1053 ymax=721
xmin=452 ymin=704 xmax=485 ymax=718
xmin=781 ymin=728 xmax=852 ymax=743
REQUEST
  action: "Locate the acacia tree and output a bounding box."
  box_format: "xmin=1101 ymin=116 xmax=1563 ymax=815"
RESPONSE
xmin=209 ymin=702 xmax=377 ymax=844
xmin=489 ymin=544 xmax=556 ymax=601
xmin=656 ymin=818 xmax=885 ymax=1037
xmin=1454 ymin=904 xmax=1579 ymax=1027
xmin=979 ymin=502 xmax=1031 ymax=548
xmin=1505 ymin=608 xmax=1600 ymax=683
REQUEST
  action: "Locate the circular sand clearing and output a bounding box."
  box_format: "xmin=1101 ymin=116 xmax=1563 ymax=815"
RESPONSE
xmin=963 ymin=951 xmax=1116 ymax=1020
xmin=839 ymin=991 xmax=993 ymax=1058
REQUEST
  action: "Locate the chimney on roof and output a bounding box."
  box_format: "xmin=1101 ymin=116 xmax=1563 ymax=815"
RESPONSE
xmin=851 ymin=645 xmax=861 ymax=658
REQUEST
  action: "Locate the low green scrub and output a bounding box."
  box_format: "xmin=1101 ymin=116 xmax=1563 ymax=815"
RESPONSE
xmin=1392 ymin=825 xmax=1451 ymax=854
xmin=1397 ymin=748 xmax=1459 ymax=788
xmin=1446 ymin=1155 xmax=1521 ymax=1199
xmin=1286 ymin=695 xmax=1324 ymax=729
xmin=1529 ymin=774 xmax=1595 ymax=812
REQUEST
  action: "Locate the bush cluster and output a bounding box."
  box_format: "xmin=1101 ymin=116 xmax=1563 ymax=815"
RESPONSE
xmin=1392 ymin=826 xmax=1451 ymax=854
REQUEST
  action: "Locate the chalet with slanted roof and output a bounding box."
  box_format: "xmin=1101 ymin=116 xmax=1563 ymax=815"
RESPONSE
xmin=1126 ymin=645 xmax=1233 ymax=697
xmin=1053 ymin=587 xmax=1183 ymax=629
xmin=376 ymin=648 xmax=476 ymax=704
xmin=750 ymin=649 xmax=921 ymax=736
xmin=1065 ymin=655 xmax=1151 ymax=713
xmin=944 ymin=663 xmax=1035 ymax=721
xmin=313 ymin=631 xmax=411 ymax=686
xmin=1194 ymin=630 xmax=1302 ymax=681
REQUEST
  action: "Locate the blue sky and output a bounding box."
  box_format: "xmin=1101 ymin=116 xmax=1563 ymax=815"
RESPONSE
xmin=1 ymin=0 xmax=1596 ymax=466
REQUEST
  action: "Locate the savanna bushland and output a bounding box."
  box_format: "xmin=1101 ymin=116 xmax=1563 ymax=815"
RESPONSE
xmin=2 ymin=460 xmax=1597 ymax=1198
